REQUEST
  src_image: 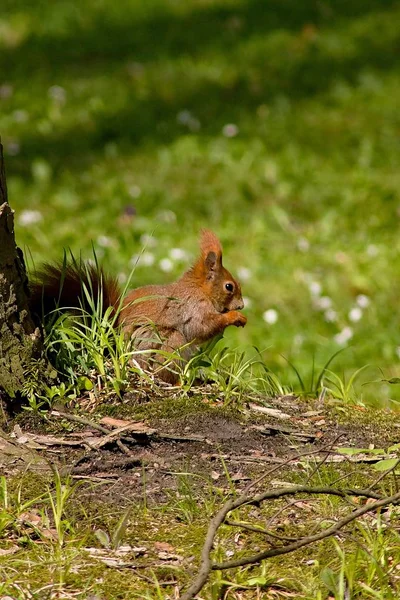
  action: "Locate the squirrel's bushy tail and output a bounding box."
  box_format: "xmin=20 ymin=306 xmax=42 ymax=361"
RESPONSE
xmin=29 ymin=262 xmax=121 ymax=321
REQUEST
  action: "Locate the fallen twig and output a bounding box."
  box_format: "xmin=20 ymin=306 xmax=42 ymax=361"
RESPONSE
xmin=50 ymin=410 xmax=206 ymax=449
xmin=68 ymin=455 xmax=146 ymax=475
xmin=225 ymin=519 xmax=298 ymax=542
xmin=180 ymin=484 xmax=398 ymax=600
xmin=248 ymin=403 xmax=292 ymax=420
xmin=214 ymin=490 xmax=400 ymax=570
xmin=50 ymin=410 xmax=111 ymax=434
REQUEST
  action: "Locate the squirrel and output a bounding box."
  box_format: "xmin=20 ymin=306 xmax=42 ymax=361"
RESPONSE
xmin=29 ymin=230 xmax=247 ymax=383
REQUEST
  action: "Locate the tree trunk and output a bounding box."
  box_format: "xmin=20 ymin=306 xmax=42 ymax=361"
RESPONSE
xmin=0 ymin=141 xmax=45 ymax=399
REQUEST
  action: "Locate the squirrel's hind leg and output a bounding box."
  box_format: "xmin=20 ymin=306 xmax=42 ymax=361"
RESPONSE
xmin=156 ymin=330 xmax=194 ymax=385
xmin=127 ymin=326 xmax=192 ymax=385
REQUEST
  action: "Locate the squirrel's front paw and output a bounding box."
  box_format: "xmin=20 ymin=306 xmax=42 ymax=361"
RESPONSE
xmin=227 ymin=311 xmax=247 ymax=328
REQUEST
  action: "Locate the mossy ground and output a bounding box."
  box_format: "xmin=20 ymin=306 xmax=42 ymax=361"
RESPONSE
xmin=1 ymin=393 xmax=400 ymax=599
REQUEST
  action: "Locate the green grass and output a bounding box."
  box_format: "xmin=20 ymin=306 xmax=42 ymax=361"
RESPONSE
xmin=1 ymin=0 xmax=400 ymax=404
xmin=2 ymin=460 xmax=400 ymax=599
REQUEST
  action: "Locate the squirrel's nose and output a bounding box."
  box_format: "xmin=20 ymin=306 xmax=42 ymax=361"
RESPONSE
xmin=235 ymin=301 xmax=244 ymax=311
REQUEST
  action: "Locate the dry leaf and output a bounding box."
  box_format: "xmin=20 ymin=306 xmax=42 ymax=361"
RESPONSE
xmin=154 ymin=541 xmax=175 ymax=553
xmin=18 ymin=510 xmax=42 ymax=525
xmin=0 ymin=545 xmax=19 ymax=556
xmin=157 ymin=551 xmax=183 ymax=562
xmin=99 ymin=417 xmax=152 ymax=433
xmin=100 ymin=417 xmax=135 ymax=428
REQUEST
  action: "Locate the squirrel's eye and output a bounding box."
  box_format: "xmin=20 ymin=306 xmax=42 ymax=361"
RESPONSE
xmin=225 ymin=282 xmax=234 ymax=292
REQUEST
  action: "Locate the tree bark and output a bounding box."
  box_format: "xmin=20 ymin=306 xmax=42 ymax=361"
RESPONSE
xmin=0 ymin=141 xmax=45 ymax=399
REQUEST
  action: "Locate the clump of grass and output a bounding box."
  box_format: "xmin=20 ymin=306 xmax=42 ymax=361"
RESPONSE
xmin=320 ymin=517 xmax=400 ymax=600
xmin=178 ymin=338 xmax=289 ymax=403
xmin=36 ymin=258 xmax=162 ymax=404
xmin=46 ymin=304 xmax=139 ymax=399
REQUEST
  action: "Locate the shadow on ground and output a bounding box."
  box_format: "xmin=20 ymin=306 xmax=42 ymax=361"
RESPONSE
xmin=2 ymin=0 xmax=400 ymax=174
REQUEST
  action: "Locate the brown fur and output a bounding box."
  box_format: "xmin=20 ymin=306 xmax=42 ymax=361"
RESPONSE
xmin=29 ymin=230 xmax=247 ymax=383
xmin=29 ymin=262 xmax=120 ymax=320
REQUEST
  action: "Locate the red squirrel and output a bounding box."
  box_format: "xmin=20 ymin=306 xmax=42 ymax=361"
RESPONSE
xmin=29 ymin=230 xmax=247 ymax=383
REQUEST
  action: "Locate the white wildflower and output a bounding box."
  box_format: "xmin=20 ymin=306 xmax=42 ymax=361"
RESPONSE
xmin=128 ymin=185 xmax=141 ymax=198
xmin=297 ymin=237 xmax=310 ymax=252
xmin=349 ymin=307 xmax=362 ymax=322
xmin=32 ymin=159 xmax=51 ymax=182
xmin=130 ymin=252 xmax=155 ymax=267
xmin=315 ymin=296 xmax=332 ymax=310
xmin=177 ymin=110 xmax=200 ymax=131
xmin=367 ymin=244 xmax=379 ymax=257
xmin=157 ymin=210 xmax=176 ymax=224
xmin=334 ymin=327 xmax=353 ymax=345
xmin=159 ymin=258 xmax=174 ymax=272
xmin=118 ymin=272 xmax=127 ymax=284
xmin=242 ymin=296 xmax=252 ymax=308
xmin=309 ymin=281 xmax=322 ymax=296
xmin=356 ymin=294 xmax=370 ymax=308
xmin=177 ymin=110 xmax=192 ymax=125
xmin=169 ymin=247 xmax=188 ymax=261
xmin=222 ymin=123 xmax=239 ymax=138
xmin=48 ymin=85 xmax=66 ymax=104
xmin=293 ymin=334 xmax=304 ymax=346
xmin=140 ymin=233 xmax=157 ymax=248
xmin=324 ymin=309 xmax=338 ymax=322
xmin=141 ymin=252 xmax=155 ymax=267
xmin=97 ymin=235 xmax=113 ymax=248
xmin=13 ymin=110 xmax=28 ymax=123
xmin=263 ymin=309 xmax=278 ymax=324
xmin=237 ymin=266 xmax=252 ymax=281
xmin=18 ymin=210 xmax=43 ymax=226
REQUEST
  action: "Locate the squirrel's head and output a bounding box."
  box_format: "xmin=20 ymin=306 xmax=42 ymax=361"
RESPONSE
xmin=190 ymin=230 xmax=245 ymax=314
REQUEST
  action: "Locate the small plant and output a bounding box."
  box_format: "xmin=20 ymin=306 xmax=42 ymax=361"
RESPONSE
xmin=21 ymin=358 xmax=58 ymax=413
xmin=338 ymin=443 xmax=400 ymax=473
xmin=320 ymin=365 xmax=370 ymax=406
xmin=46 ymin=470 xmax=78 ymax=550
xmin=0 ymin=475 xmax=48 ymax=542
xmin=283 ymin=348 xmax=348 ymax=397
xmin=94 ymin=506 xmax=133 ymax=550
xmin=320 ymin=516 xmax=400 ymax=600
xmin=180 ymin=339 xmax=287 ymax=400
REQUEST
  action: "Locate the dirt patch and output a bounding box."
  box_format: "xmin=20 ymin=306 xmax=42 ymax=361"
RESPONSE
xmin=2 ymin=394 xmax=399 ymax=507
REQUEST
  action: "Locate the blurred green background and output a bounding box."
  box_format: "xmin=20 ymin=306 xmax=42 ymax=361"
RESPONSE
xmin=1 ymin=0 xmax=400 ymax=403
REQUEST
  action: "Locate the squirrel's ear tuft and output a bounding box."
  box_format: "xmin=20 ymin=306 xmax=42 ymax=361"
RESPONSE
xmin=200 ymin=230 xmax=222 ymax=264
xmin=200 ymin=230 xmax=223 ymax=276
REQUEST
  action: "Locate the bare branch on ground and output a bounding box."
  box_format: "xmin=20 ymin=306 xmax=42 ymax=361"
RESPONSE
xmin=180 ymin=479 xmax=399 ymax=600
